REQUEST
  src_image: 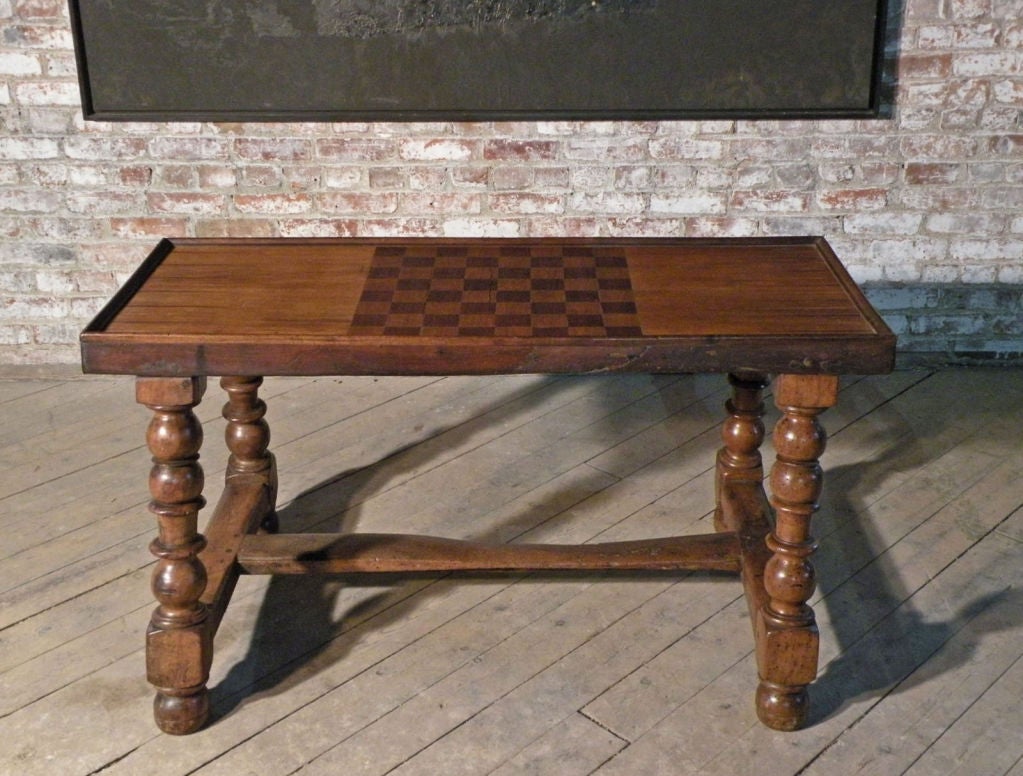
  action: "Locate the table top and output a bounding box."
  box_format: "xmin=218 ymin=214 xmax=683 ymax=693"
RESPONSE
xmin=80 ymin=237 xmax=895 ymax=376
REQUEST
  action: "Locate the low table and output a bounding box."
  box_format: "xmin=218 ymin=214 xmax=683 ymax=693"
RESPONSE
xmin=80 ymin=237 xmax=895 ymax=735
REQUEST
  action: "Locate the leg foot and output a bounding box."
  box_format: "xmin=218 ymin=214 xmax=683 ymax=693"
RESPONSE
xmin=756 ymin=681 xmax=809 ymax=731
xmin=154 ymin=687 xmax=211 ymax=736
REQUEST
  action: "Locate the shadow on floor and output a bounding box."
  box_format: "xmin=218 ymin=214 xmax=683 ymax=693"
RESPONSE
xmin=808 ymin=373 xmax=1023 ymax=723
xmin=209 ymin=370 xmax=1023 ymax=729
xmin=208 ymin=372 xmax=727 ymax=722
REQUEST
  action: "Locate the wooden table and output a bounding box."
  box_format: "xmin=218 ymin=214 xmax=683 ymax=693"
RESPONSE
xmin=80 ymin=237 xmax=895 ymax=736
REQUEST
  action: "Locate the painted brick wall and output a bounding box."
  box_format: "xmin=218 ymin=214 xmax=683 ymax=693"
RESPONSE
xmin=1 ymin=0 xmax=1022 ymax=366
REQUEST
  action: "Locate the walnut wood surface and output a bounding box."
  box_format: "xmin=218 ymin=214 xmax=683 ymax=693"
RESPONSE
xmin=81 ymin=237 xmax=895 ymax=377
xmin=137 ymin=376 xmax=211 ymax=736
xmin=235 ymin=532 xmax=742 ymax=575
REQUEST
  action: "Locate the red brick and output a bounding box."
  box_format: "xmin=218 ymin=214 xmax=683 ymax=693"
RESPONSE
xmin=816 ymin=188 xmax=888 ymax=211
xmin=152 ymin=165 xmax=197 ymax=189
xmin=987 ymin=135 xmax=1023 ymax=155
xmin=450 ymin=166 xmax=489 ymax=189
xmin=235 ymin=138 xmax=311 ymax=162
xmin=489 ymin=193 xmax=564 ymax=215
xmin=648 ymin=137 xmax=724 ymax=161
xmin=899 ymin=53 xmax=953 ymax=79
xmin=905 ymin=162 xmax=961 ymax=184
xmin=13 ymin=0 xmax=63 ymax=17
xmin=110 ymin=218 xmax=190 ymax=239
xmin=483 ymin=140 xmax=560 ymax=161
xmin=318 ymin=192 xmax=399 ymax=214
xmin=607 ymin=217 xmax=684 ymax=237
xmin=2 ymin=24 xmax=73 ymax=49
xmin=197 ymin=219 xmax=279 ymax=238
xmin=147 ymin=192 xmax=226 ymax=215
xmin=119 ymin=166 xmax=154 ymax=186
xmin=317 ymin=138 xmax=395 ymax=161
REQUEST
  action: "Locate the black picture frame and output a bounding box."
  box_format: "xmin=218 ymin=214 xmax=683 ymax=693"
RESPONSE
xmin=68 ymin=1 xmax=889 ymax=122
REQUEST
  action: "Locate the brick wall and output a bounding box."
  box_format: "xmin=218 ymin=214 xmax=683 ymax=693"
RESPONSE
xmin=1 ymin=0 xmax=1022 ymax=366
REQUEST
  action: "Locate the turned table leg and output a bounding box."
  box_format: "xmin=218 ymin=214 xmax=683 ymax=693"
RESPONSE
xmin=221 ymin=376 xmax=278 ymax=532
xmin=137 ymin=377 xmax=212 ymax=735
xmin=715 ymin=371 xmax=770 ymax=533
xmin=756 ymin=374 xmax=838 ymax=730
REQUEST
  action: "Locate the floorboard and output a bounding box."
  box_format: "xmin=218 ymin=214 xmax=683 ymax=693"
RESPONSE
xmin=1 ymin=368 xmax=1021 ymax=776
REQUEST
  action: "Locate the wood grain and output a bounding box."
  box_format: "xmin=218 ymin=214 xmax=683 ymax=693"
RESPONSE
xmin=80 ymin=237 xmax=895 ymax=376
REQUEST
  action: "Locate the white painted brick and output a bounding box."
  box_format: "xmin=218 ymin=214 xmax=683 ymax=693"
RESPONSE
xmin=649 ymin=192 xmax=727 ymax=215
xmin=568 ymin=191 xmax=646 ymax=215
xmin=0 ymin=136 xmax=59 ymax=159
xmin=398 ymin=138 xmax=476 ymax=161
xmin=442 ymin=218 xmax=520 ymax=237
xmin=844 ymin=213 xmax=924 ymax=235
xmin=3 ymin=0 xmax=1023 ymax=364
xmin=0 ymin=52 xmax=41 ymax=75
xmin=14 ymin=80 xmax=80 ymax=106
xmin=950 ymin=238 xmax=1023 ymax=261
xmin=998 ymin=264 xmax=1023 ymax=282
xmin=960 ymin=266 xmax=1000 ymax=282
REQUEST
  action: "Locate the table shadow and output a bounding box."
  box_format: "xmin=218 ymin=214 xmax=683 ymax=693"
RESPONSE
xmin=208 ymin=373 xmax=725 ymax=722
xmin=807 ymin=405 xmax=1021 ymax=724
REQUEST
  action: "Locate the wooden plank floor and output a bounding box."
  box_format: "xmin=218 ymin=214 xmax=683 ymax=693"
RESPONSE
xmin=1 ymin=368 xmax=1021 ymax=775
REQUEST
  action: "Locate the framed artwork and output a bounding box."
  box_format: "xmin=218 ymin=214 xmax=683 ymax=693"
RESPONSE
xmin=69 ymin=0 xmax=889 ymax=121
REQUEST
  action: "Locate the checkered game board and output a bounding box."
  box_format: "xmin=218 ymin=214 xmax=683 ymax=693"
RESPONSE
xmin=349 ymin=244 xmax=644 ymax=338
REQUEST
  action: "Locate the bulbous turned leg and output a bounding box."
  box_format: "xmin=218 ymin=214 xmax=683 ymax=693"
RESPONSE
xmin=137 ymin=376 xmax=211 ymax=735
xmin=221 ymin=376 xmax=278 ymax=533
xmin=756 ymin=374 xmax=838 ymax=731
xmin=715 ymin=371 xmax=770 ymax=532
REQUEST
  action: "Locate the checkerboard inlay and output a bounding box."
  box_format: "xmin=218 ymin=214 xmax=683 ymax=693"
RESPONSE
xmin=349 ymin=244 xmax=644 ymax=337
